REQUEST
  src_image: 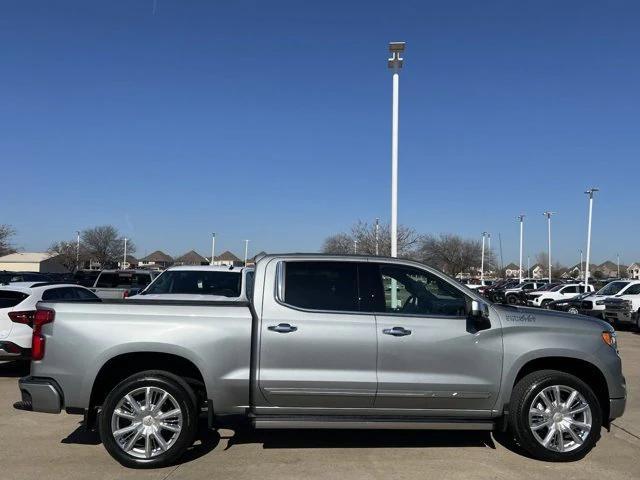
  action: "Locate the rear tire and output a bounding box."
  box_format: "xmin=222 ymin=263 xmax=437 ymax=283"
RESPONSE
xmin=541 ymin=299 xmax=552 ymax=309
xmin=506 ymin=294 xmax=519 ymax=305
xmin=98 ymin=370 xmax=198 ymax=468
xmin=508 ymin=370 xmax=601 ymax=462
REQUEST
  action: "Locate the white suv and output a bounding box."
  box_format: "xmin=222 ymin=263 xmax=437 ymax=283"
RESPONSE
xmin=0 ymin=283 xmax=99 ymax=362
xmin=527 ymin=283 xmax=594 ymax=308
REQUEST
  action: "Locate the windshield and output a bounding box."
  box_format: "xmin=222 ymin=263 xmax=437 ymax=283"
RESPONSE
xmin=145 ymin=270 xmax=242 ymax=297
xmin=596 ymin=281 xmax=629 ymax=296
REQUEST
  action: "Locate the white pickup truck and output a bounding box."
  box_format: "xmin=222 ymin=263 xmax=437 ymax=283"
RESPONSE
xmin=90 ymin=270 xmax=159 ymax=299
xmin=603 ymin=281 xmax=640 ymax=328
xmin=580 ymin=280 xmax=640 ymax=319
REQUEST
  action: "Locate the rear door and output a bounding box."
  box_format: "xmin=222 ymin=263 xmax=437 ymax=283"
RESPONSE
xmin=258 ymin=260 xmax=378 ymax=410
xmin=369 ymin=263 xmax=503 ymax=415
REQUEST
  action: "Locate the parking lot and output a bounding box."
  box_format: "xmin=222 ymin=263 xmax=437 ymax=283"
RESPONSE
xmin=0 ymin=331 xmax=636 ymax=480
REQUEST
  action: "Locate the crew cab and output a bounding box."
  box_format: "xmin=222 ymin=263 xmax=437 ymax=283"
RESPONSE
xmin=580 ymin=280 xmax=638 ymax=319
xmin=603 ymin=281 xmax=640 ymax=328
xmin=15 ymin=255 xmax=625 ymax=467
xmin=91 ymin=269 xmax=159 ymax=299
xmin=497 ymin=280 xmax=548 ymax=305
xmin=132 ymin=265 xmax=254 ymax=301
xmin=528 ymin=283 xmax=594 ymax=308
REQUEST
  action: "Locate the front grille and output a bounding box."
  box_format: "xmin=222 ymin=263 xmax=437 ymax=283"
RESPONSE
xmin=581 ymin=301 xmax=593 ymax=310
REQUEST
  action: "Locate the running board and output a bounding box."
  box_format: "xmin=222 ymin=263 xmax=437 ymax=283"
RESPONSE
xmin=253 ymin=416 xmax=494 ymax=431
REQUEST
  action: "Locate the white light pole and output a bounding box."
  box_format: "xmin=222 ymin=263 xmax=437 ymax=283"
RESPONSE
xmin=517 ymin=215 xmax=525 ymax=283
xmin=584 ymin=188 xmax=599 ymax=290
xmin=388 ymin=42 xmax=404 ymax=309
xmin=76 ymin=230 xmax=80 ymax=271
xmin=375 ymin=218 xmax=380 ymax=256
xmin=210 ymin=233 xmax=216 ymax=265
xmin=244 ymin=239 xmax=249 ymax=266
xmin=354 ymin=240 xmax=358 ymax=254
xmin=543 ymin=211 xmax=556 ymax=283
xmin=527 ymin=255 xmax=531 ymax=278
xmin=617 ymin=253 xmax=620 ymax=278
xmin=123 ymin=238 xmax=127 ymax=270
xmin=480 ymin=232 xmax=488 ymax=282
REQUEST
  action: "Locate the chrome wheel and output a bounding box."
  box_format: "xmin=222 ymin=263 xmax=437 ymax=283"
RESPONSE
xmin=529 ymin=385 xmax=592 ymax=453
xmin=568 ymin=307 xmax=579 ymax=315
xmin=111 ymin=386 xmax=183 ymax=459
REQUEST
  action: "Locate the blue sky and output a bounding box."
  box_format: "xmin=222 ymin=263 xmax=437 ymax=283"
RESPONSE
xmin=1 ymin=1 xmax=638 ymax=264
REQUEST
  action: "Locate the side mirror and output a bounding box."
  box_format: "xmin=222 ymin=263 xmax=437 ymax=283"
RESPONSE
xmin=471 ymin=300 xmax=490 ymax=319
xmin=469 ymin=300 xmax=491 ymax=332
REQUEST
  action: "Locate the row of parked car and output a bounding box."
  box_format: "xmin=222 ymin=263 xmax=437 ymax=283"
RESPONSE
xmin=0 ymin=265 xmax=254 ymax=363
xmin=475 ymin=277 xmax=640 ymax=329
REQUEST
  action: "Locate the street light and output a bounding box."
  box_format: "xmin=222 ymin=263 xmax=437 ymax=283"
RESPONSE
xmin=123 ymin=238 xmax=127 ymax=270
xmin=354 ymin=240 xmax=358 ymax=254
xmin=543 ymin=211 xmax=556 ymax=283
xmin=517 ymin=215 xmax=525 ymax=283
xmin=210 ymin=233 xmax=216 ymax=265
xmin=388 ymin=41 xmax=404 ymax=309
xmin=584 ymin=188 xmax=599 ymax=290
xmin=375 ymin=218 xmax=380 ymax=256
xmin=244 ymin=239 xmax=250 ymax=266
xmin=617 ymin=253 xmax=620 ymax=278
xmin=76 ymin=230 xmax=80 ymax=271
xmin=480 ymin=232 xmax=489 ymax=282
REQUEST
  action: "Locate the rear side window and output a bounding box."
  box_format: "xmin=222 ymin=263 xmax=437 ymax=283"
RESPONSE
xmin=561 ymin=286 xmax=579 ymax=294
xmin=0 ymin=291 xmax=29 ymax=308
xmin=624 ymin=284 xmax=640 ymax=295
xmin=42 ymin=287 xmax=100 ymax=301
xmin=283 ymin=261 xmax=358 ymax=312
xmin=96 ymin=273 xmax=152 ymax=288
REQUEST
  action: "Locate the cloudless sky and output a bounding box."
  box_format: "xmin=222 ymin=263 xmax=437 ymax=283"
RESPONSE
xmin=1 ymin=0 xmax=639 ymax=265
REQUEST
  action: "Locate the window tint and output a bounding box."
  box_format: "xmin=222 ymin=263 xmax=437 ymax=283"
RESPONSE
xmin=377 ymin=264 xmax=468 ymax=317
xmin=145 ymin=270 xmax=242 ymax=297
xmin=245 ymin=270 xmax=255 ymax=300
xmin=0 ymin=290 xmax=29 ymax=308
xmin=283 ymin=261 xmax=358 ymax=312
xmin=96 ymin=272 xmax=152 ymax=288
xmin=561 ymin=286 xmax=579 ymax=294
xmin=41 ymin=288 xmax=61 ymax=301
xmin=623 ymin=284 xmax=640 ymax=295
xmin=72 ymin=288 xmax=100 ymax=300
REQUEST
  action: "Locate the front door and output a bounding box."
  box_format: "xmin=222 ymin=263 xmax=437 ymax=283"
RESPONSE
xmin=370 ymin=263 xmax=503 ymax=415
xmin=258 ymin=260 xmax=377 ymax=410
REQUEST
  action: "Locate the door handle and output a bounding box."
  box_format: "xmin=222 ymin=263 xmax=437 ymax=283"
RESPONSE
xmin=383 ymin=326 xmax=412 ymax=337
xmin=268 ymin=323 xmax=298 ymax=333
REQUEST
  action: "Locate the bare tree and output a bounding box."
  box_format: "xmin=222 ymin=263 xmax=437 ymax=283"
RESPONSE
xmin=0 ymin=224 xmax=17 ymax=256
xmin=48 ymin=240 xmax=84 ymax=272
xmin=321 ymin=221 xmax=419 ymax=258
xmin=418 ymin=234 xmax=482 ymax=277
xmin=81 ymin=226 xmax=135 ymax=268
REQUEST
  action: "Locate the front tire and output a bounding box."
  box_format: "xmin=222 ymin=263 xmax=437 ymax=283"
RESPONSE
xmin=541 ymin=299 xmax=552 ymax=309
xmin=98 ymin=371 xmax=198 ymax=468
xmin=506 ymin=294 xmax=519 ymax=305
xmin=508 ymin=370 xmax=601 ymax=462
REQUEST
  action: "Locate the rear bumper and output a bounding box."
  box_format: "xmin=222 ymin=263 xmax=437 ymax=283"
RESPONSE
xmin=0 ymin=342 xmax=30 ymax=361
xmin=15 ymin=376 xmax=63 ymax=414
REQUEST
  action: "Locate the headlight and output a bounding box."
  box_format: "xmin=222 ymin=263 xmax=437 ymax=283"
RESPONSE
xmin=596 ymin=300 xmax=606 ymax=306
xmin=602 ymin=331 xmax=618 ymax=352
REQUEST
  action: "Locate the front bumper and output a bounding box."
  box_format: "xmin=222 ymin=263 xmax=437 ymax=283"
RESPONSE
xmin=15 ymin=376 xmax=63 ymax=414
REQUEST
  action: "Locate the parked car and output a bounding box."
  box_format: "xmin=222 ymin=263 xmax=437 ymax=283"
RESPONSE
xmin=0 ymin=282 xmax=99 ymax=361
xmin=519 ymin=282 xmax=562 ymax=305
xmin=580 ymin=280 xmax=638 ymax=319
xmin=73 ymin=269 xmax=101 ymax=287
xmin=3 ymin=272 xmax=52 ymax=284
xmin=527 ymin=283 xmax=594 ymax=308
xmin=15 ymin=254 xmax=624 ymax=466
xmin=603 ymin=281 xmax=640 ymax=328
xmin=483 ymin=279 xmax=522 ymax=302
xmin=548 ymin=291 xmax=594 ymax=315
xmin=132 ymin=265 xmax=254 ymax=301
xmin=90 ymin=269 xmax=159 ymax=299
xmin=496 ymin=280 xmax=548 ymax=305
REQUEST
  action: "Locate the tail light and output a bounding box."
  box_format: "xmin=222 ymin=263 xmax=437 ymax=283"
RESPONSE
xmin=123 ymin=290 xmax=129 ymax=299
xmin=9 ymin=308 xmax=55 ymax=361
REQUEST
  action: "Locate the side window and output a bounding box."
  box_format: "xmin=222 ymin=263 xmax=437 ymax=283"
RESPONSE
xmin=73 ymin=288 xmax=100 ymax=300
xmin=377 ymin=264 xmax=468 ymax=317
xmin=41 ymin=288 xmax=61 ymax=301
xmin=623 ymin=284 xmax=640 ymax=295
xmin=562 ymin=286 xmax=578 ymax=294
xmin=283 ymin=261 xmax=359 ymax=312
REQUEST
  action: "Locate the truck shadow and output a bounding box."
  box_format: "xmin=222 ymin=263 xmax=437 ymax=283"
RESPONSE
xmin=224 ymin=425 xmax=497 ymax=450
xmin=0 ymin=361 xmax=29 ymax=378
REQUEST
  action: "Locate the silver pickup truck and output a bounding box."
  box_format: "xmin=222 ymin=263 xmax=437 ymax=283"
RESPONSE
xmin=15 ymin=254 xmax=625 ymax=467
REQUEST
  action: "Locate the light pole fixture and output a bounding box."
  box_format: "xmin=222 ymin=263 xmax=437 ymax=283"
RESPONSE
xmin=543 ymin=211 xmax=556 ymax=283
xmin=517 ymin=215 xmax=525 ymax=283
xmin=210 ymin=233 xmax=216 ymax=266
xmin=244 ymin=239 xmax=250 ymax=266
xmin=584 ymin=188 xmax=599 ymax=289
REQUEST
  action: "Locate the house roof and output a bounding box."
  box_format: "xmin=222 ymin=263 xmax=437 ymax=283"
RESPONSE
xmin=598 ymin=261 xmax=617 ymax=270
xmin=0 ymin=252 xmax=58 ymax=263
xmin=123 ymin=255 xmax=138 ymax=263
xmin=215 ymin=251 xmax=241 ymax=262
xmin=505 ymin=263 xmax=520 ymax=270
xmin=175 ymin=250 xmax=207 ymax=264
xmin=531 ymin=264 xmax=544 ymax=270
xmin=140 ymin=250 xmax=173 ymax=262
xmin=628 ymin=262 xmax=640 ymax=269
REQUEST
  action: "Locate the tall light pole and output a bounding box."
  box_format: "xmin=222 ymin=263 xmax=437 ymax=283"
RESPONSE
xmin=210 ymin=233 xmax=216 ymax=265
xmin=517 ymin=215 xmax=525 ymax=283
xmin=244 ymin=239 xmax=250 ymax=266
xmin=123 ymin=238 xmax=127 ymax=270
xmin=388 ymin=41 xmax=404 ymax=309
xmin=76 ymin=230 xmax=80 ymax=271
xmin=375 ymin=218 xmax=380 ymax=256
xmin=480 ymin=232 xmax=488 ymax=282
xmin=617 ymin=253 xmax=620 ymax=278
xmin=543 ymin=211 xmax=556 ymax=283
xmin=584 ymin=188 xmax=599 ymax=290
xmin=579 ymin=249 xmax=583 ymax=280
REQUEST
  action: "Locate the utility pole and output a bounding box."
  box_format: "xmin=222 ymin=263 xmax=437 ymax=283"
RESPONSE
xmin=123 ymin=238 xmax=127 ymax=270
xmin=579 ymin=249 xmax=584 ymax=280
xmin=498 ymin=233 xmax=504 ymax=277
xmin=480 ymin=232 xmax=488 ymax=282
xmin=210 ymin=233 xmax=216 ymax=265
xmin=543 ymin=211 xmax=556 ymax=283
xmin=388 ymin=41 xmax=404 ymax=309
xmin=527 ymin=255 xmax=531 ymax=279
xmin=584 ymin=188 xmax=599 ymax=290
xmin=354 ymin=240 xmax=358 ymax=254
xmin=244 ymin=240 xmax=249 ymax=266
xmin=617 ymin=253 xmax=620 ymax=278
xmin=517 ymin=215 xmax=525 ymax=283
xmin=76 ymin=230 xmax=80 ymax=271
xmin=375 ymin=218 xmax=380 ymax=256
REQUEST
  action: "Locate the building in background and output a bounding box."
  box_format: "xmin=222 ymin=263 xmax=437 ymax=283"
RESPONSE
xmin=0 ymin=252 xmax=68 ymax=273
xmin=212 ymin=251 xmax=242 ymax=267
xmin=117 ymin=255 xmax=138 ymax=270
xmin=628 ymin=263 xmax=640 ymax=280
xmin=174 ymin=250 xmax=208 ymax=266
xmin=138 ymin=250 xmax=174 ymax=269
